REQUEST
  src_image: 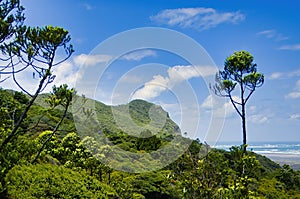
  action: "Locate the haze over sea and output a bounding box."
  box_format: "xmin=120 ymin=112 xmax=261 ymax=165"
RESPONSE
xmin=215 ymin=142 xmax=300 ymax=155
xmin=215 ymin=142 xmax=300 ymax=169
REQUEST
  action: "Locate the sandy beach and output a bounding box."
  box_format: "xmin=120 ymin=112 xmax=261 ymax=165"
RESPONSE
xmin=260 ymin=153 xmax=300 ymax=170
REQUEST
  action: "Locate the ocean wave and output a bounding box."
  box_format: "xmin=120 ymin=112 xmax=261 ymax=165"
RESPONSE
xmin=254 ymin=150 xmax=300 ymax=155
xmin=214 ymin=142 xmax=300 ymax=155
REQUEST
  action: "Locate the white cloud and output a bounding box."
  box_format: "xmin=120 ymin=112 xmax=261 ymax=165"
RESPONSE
xmin=119 ymin=74 xmax=143 ymax=84
xmin=0 ymin=53 xmax=116 ymax=96
xmin=83 ymin=3 xmax=92 ymax=10
xmin=200 ymin=94 xmax=238 ymax=118
xmin=168 ymin=65 xmax=217 ymax=83
xmin=150 ymin=7 xmax=245 ymax=30
xmin=51 ymin=61 xmax=81 ymax=89
xmin=248 ymin=114 xmax=268 ymax=124
xmin=132 ymin=65 xmax=217 ymax=100
xmin=256 ymin=29 xmax=289 ymax=41
xmin=249 ymin=105 xmax=257 ymax=113
xmin=0 ymin=67 xmax=41 ymax=94
xmin=269 ymin=70 xmax=300 ymax=80
xmin=73 ymin=54 xmax=113 ymax=66
xmin=53 ymin=53 xmax=117 ymax=90
xmin=200 ymin=94 xmax=214 ymax=109
xmin=1 ymin=57 xmax=82 ymax=94
xmin=286 ymin=79 xmax=300 ymax=99
xmin=286 ymin=92 xmax=300 ymax=99
xmin=132 ymin=75 xmax=169 ymax=100
xmin=279 ymin=44 xmax=300 ymax=51
xmin=269 ymin=72 xmax=284 ymax=80
xmin=297 ymin=79 xmax=300 ymax=88
xmin=290 ymin=70 xmax=300 ymax=77
xmin=121 ymin=50 xmax=156 ymax=61
xmin=290 ymin=114 xmax=300 ymax=120
xmin=257 ymin=30 xmax=276 ymax=38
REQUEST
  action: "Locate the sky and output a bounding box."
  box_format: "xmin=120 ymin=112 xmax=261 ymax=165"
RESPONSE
xmin=1 ymin=0 xmax=300 ymax=144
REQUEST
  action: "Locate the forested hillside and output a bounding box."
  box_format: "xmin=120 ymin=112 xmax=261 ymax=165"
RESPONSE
xmin=1 ymin=89 xmax=300 ymax=198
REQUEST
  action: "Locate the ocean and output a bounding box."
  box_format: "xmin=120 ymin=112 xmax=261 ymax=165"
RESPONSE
xmin=214 ymin=142 xmax=300 ymax=169
xmin=214 ymin=142 xmax=300 ymax=155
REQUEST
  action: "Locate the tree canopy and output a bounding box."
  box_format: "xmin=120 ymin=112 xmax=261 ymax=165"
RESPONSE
xmin=212 ymin=50 xmax=264 ymax=150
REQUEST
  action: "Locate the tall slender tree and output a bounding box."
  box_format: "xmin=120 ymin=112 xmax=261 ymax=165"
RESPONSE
xmin=212 ymin=50 xmax=264 ymax=151
xmin=0 ymin=26 xmax=74 ymax=152
xmin=32 ymin=84 xmax=76 ymax=163
xmin=0 ymin=0 xmax=74 ymax=152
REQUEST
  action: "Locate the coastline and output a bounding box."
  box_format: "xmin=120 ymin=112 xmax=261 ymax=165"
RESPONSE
xmin=260 ymin=153 xmax=300 ymax=170
xmin=214 ymin=142 xmax=300 ymax=170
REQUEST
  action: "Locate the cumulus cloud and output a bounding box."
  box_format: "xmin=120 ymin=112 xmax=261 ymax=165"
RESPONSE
xmin=200 ymin=94 xmax=214 ymax=109
xmin=73 ymin=54 xmax=113 ymax=67
xmin=132 ymin=65 xmax=217 ymax=100
xmin=286 ymin=79 xmax=300 ymax=99
xmin=249 ymin=105 xmax=257 ymax=112
xmin=51 ymin=61 xmax=81 ymax=89
xmin=1 ymin=53 xmax=119 ymax=98
xmin=121 ymin=50 xmax=156 ymax=61
xmin=286 ymin=92 xmax=300 ymax=99
xmin=52 ymin=53 xmax=117 ymax=89
xmin=200 ymin=95 xmax=269 ymax=124
xmin=269 ymin=72 xmax=284 ymax=80
xmin=248 ymin=114 xmax=268 ymax=124
xmin=118 ymin=74 xmax=143 ymax=84
xmin=132 ymin=75 xmax=169 ymax=100
xmin=290 ymin=114 xmax=300 ymax=120
xmin=200 ymin=94 xmax=238 ymax=118
xmin=150 ymin=7 xmax=245 ymax=30
xmin=168 ymin=65 xmax=217 ymax=82
xmin=268 ymin=70 xmax=300 ymax=80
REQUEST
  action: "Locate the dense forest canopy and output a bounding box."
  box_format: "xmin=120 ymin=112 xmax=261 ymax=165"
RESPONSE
xmin=0 ymin=89 xmax=300 ymax=198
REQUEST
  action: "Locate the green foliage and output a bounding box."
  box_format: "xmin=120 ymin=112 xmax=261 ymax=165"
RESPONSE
xmin=213 ymin=50 xmax=264 ymax=148
xmin=0 ymin=89 xmax=27 ymax=132
xmin=224 ymin=50 xmax=254 ymax=74
xmin=135 ymin=130 xmax=162 ymax=152
xmin=0 ymin=133 xmax=37 ymax=194
xmin=111 ymin=170 xmax=179 ymax=199
xmin=0 ymin=0 xmax=24 ymax=44
xmin=16 ymin=25 xmax=73 ymax=62
xmin=249 ymin=152 xmax=281 ymax=172
xmin=5 ymin=164 xmax=118 ymax=199
xmin=0 ymin=0 xmax=74 ymax=162
xmin=1 ymin=87 xmax=300 ymax=198
xmin=273 ymin=164 xmax=300 ymax=191
xmin=31 ymin=85 xmax=76 ymax=163
xmin=46 ymin=84 xmax=76 ymax=108
xmin=257 ymin=178 xmax=286 ymax=199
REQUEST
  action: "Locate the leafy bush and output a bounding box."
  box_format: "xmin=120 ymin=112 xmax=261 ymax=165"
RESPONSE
xmin=5 ymin=164 xmax=118 ymax=199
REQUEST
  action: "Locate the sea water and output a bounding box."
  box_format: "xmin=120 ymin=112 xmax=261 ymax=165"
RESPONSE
xmin=214 ymin=142 xmax=300 ymax=155
xmin=214 ymin=142 xmax=300 ymax=170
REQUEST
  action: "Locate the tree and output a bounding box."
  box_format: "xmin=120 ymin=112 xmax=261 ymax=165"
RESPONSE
xmin=212 ymin=51 xmax=264 ymax=151
xmin=0 ymin=25 xmax=74 ymax=152
xmin=0 ymin=0 xmax=24 ymax=47
xmin=32 ymin=84 xmax=76 ymax=163
xmin=0 ymin=0 xmax=24 ymax=83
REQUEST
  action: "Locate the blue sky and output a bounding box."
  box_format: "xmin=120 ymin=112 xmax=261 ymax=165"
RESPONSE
xmin=2 ymin=0 xmax=300 ymax=143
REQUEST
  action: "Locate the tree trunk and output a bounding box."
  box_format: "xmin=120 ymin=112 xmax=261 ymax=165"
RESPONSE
xmin=31 ymin=101 xmax=69 ymax=163
xmin=241 ymin=102 xmax=247 ymax=152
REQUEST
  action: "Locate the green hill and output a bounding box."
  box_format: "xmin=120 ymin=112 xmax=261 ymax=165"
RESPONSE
xmin=1 ymin=88 xmax=300 ymax=198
